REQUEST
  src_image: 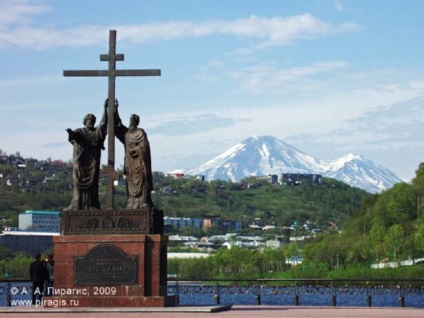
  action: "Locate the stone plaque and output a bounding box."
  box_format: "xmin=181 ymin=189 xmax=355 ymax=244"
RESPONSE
xmin=74 ymin=245 xmax=138 ymax=285
xmin=61 ymin=209 xmax=151 ymax=235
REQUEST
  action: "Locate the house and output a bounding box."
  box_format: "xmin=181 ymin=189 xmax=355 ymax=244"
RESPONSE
xmin=203 ymin=216 xmax=243 ymax=232
xmin=266 ymin=174 xmax=279 ymax=184
xmin=266 ymin=239 xmax=283 ymax=249
xmin=280 ymin=173 xmax=322 ymax=185
xmin=6 ymin=178 xmax=22 ymax=186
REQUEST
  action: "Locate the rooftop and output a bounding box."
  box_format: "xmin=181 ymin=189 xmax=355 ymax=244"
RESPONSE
xmin=1 ymin=230 xmax=60 ymax=236
xmin=22 ymin=210 xmax=60 ymax=215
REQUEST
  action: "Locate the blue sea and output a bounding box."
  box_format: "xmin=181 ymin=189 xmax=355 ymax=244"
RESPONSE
xmin=1 ymin=282 xmax=423 ymax=308
xmin=168 ymin=284 xmax=424 ymax=308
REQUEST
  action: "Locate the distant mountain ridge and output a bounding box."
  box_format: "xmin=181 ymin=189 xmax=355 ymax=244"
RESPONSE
xmin=186 ymin=135 xmax=402 ymax=193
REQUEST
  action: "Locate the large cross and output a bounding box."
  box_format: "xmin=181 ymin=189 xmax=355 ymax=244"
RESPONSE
xmin=64 ymin=30 xmax=161 ymax=209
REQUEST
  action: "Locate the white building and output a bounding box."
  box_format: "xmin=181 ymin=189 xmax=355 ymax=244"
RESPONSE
xmin=19 ymin=210 xmax=60 ymax=232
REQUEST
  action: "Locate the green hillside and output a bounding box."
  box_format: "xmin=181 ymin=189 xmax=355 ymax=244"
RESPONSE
xmin=153 ymin=176 xmax=371 ymax=231
xmin=4 ymin=153 xmax=424 ymax=279
xmin=300 ymin=163 xmax=424 ymax=270
xmin=0 ymin=155 xmax=371 ymax=232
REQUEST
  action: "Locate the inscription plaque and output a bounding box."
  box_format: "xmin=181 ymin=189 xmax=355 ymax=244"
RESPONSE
xmin=61 ymin=209 xmax=151 ymax=235
xmin=75 ymin=245 xmax=138 ymax=285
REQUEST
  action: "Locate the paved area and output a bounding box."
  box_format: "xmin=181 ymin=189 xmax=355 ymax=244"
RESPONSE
xmin=0 ymin=305 xmax=423 ymax=318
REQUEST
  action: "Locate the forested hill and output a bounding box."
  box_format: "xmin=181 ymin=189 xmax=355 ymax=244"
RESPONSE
xmin=0 ymin=154 xmax=372 ymax=231
xmin=304 ymin=162 xmax=424 ymax=268
xmin=3 ymin=154 xmax=424 ymax=277
xmin=153 ymin=174 xmax=371 ymax=231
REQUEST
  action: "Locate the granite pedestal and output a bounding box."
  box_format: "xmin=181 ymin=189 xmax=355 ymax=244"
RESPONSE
xmin=48 ymin=208 xmax=174 ymax=307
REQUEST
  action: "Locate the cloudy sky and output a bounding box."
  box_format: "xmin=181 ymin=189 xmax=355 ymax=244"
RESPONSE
xmin=1 ymin=0 xmax=424 ymax=181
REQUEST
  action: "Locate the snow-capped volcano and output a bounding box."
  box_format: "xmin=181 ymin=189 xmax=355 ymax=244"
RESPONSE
xmin=186 ymin=135 xmax=402 ymax=193
xmin=321 ymin=153 xmax=401 ymax=193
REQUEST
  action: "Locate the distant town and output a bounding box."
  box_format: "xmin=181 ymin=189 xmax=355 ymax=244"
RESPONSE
xmin=1 ymin=209 xmax=321 ymax=263
xmin=0 ymin=151 xmax=342 ymax=259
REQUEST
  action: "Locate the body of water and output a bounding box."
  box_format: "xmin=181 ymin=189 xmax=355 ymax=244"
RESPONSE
xmin=168 ymin=284 xmax=424 ymax=308
xmin=0 ymin=282 xmax=423 ymax=308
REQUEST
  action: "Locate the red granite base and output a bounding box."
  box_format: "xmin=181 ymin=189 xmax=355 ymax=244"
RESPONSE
xmin=47 ymin=234 xmax=173 ymax=307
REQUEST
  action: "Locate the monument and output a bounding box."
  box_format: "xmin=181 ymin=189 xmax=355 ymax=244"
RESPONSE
xmin=51 ymin=30 xmax=173 ymax=307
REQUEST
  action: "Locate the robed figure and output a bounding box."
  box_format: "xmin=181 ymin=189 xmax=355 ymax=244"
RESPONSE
xmin=65 ymin=101 xmax=108 ymax=210
xmin=114 ymin=102 xmax=154 ymax=209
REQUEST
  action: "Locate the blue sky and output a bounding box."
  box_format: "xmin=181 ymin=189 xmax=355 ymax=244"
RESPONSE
xmin=1 ymin=0 xmax=424 ymax=181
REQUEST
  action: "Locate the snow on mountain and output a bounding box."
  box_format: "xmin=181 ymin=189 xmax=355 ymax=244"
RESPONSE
xmin=320 ymin=153 xmax=401 ymax=193
xmin=186 ymin=135 xmax=402 ymax=193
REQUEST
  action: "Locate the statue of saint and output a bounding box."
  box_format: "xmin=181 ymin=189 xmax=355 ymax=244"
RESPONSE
xmin=65 ymin=101 xmax=108 ymax=210
xmin=114 ymin=101 xmax=154 ymax=209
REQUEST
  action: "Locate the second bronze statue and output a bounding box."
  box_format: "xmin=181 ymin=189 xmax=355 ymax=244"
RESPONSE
xmin=114 ymin=100 xmax=154 ymax=209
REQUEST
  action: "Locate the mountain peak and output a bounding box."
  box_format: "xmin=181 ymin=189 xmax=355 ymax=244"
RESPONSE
xmin=187 ymin=135 xmax=401 ymax=193
xmin=342 ymin=153 xmax=364 ymax=161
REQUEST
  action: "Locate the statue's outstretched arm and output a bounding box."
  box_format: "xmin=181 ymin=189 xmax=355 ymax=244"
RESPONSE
xmin=66 ymin=128 xmax=74 ymax=142
xmin=114 ymin=99 xmax=123 ymax=127
xmin=99 ymin=99 xmax=108 ymax=128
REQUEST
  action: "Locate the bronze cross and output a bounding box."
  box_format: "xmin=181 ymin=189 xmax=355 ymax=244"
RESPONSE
xmin=64 ymin=30 xmax=161 ymax=209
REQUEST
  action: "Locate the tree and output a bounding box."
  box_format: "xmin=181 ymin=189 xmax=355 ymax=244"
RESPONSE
xmin=178 ymin=226 xmax=205 ymax=238
xmin=414 ymin=221 xmax=424 ymax=257
xmin=367 ymin=222 xmax=386 ymax=262
xmin=0 ymin=253 xmax=32 ymax=279
xmin=263 ymin=246 xmax=285 ymax=272
xmin=384 ymin=224 xmax=405 ymax=261
xmin=0 ymin=246 xmax=14 ymax=262
xmin=412 ymin=163 xmax=424 ymax=220
xmin=386 ymin=183 xmax=416 ymax=224
xmin=345 ymin=234 xmax=370 ymax=264
xmin=284 ymin=243 xmax=299 ymax=267
xmin=211 ymin=247 xmax=264 ymax=278
xmin=302 ymin=233 xmax=342 ymax=270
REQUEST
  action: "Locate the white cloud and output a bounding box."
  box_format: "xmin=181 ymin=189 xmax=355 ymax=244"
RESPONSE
xmin=0 ymin=0 xmax=51 ymax=28
xmin=0 ymin=6 xmax=363 ymax=50
xmin=0 ymin=75 xmax=64 ymax=87
xmin=0 ymin=25 xmax=109 ymax=49
xmin=227 ymin=60 xmax=350 ymax=94
xmin=226 ymin=47 xmax=254 ymax=57
xmin=117 ymin=15 xmax=363 ymax=50
xmin=284 ymin=96 xmax=424 ymax=180
xmin=149 ymin=114 xmax=240 ymax=136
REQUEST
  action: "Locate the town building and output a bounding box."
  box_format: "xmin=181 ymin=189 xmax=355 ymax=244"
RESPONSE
xmin=18 ymin=210 xmax=60 ymax=232
xmin=266 ymin=174 xmax=279 ymax=184
xmin=0 ymin=230 xmax=60 ymax=256
xmin=203 ymin=216 xmax=243 ymax=232
xmin=280 ymin=173 xmax=322 ymax=185
xmin=164 ymin=216 xmax=204 ymax=232
xmin=0 ymin=210 xmax=61 ymax=256
xmin=164 ymin=216 xmax=243 ymax=233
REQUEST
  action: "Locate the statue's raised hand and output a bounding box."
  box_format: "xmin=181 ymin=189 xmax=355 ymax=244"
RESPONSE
xmin=66 ymin=128 xmax=74 ymax=138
